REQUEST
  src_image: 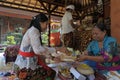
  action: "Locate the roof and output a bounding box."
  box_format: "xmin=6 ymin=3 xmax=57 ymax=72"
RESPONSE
xmin=0 ymin=0 xmax=98 ymax=18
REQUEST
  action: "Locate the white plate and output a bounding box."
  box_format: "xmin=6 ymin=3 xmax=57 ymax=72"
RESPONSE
xmin=48 ymin=64 xmax=58 ymax=68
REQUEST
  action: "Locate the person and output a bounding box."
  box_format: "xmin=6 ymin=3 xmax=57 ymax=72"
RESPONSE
xmin=76 ymin=23 xmax=120 ymax=78
xmin=13 ymin=13 xmax=67 ymax=80
xmin=61 ymin=4 xmax=75 ymax=48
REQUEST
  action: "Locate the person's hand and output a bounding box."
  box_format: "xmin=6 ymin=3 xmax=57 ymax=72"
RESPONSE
xmin=72 ymin=61 xmax=80 ymax=67
xmin=52 ymin=56 xmax=61 ymax=63
xmin=82 ymin=50 xmax=88 ymax=55
xmin=40 ymin=51 xmax=50 ymax=57
xmin=56 ymin=47 xmax=68 ymax=53
xmin=76 ymin=55 xmax=88 ymax=62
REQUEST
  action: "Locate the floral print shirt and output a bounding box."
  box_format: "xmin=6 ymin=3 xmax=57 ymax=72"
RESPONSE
xmin=87 ymin=36 xmax=120 ymax=71
xmin=15 ymin=26 xmax=56 ymax=70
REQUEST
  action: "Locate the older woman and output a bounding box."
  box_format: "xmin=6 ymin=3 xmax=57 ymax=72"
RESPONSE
xmin=77 ymin=23 xmax=120 ymax=79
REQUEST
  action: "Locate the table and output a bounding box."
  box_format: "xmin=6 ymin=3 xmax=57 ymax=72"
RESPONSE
xmin=48 ymin=62 xmax=95 ymax=80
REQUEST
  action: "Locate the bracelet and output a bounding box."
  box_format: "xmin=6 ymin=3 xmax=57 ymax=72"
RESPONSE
xmin=103 ymin=55 xmax=109 ymax=61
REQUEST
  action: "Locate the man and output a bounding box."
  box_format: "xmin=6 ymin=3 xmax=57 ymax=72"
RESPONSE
xmin=61 ymin=4 xmax=75 ymax=48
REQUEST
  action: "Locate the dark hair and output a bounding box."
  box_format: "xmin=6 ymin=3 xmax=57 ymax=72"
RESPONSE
xmin=94 ymin=23 xmax=111 ymax=36
xmin=28 ymin=13 xmax=48 ymax=45
xmin=66 ymin=8 xmax=73 ymax=12
xmin=29 ymin=13 xmax=48 ymax=32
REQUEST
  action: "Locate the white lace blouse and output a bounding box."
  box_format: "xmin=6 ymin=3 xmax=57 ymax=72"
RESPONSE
xmin=15 ymin=26 xmax=56 ymax=70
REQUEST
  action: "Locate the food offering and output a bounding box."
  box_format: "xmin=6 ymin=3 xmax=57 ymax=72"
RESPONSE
xmin=46 ymin=49 xmax=77 ymax=63
xmin=60 ymin=54 xmax=76 ymax=62
xmin=76 ymin=63 xmax=94 ymax=75
xmin=58 ymin=65 xmax=73 ymax=79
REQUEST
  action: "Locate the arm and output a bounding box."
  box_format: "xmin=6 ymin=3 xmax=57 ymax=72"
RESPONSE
xmin=29 ymin=28 xmax=49 ymax=55
xmin=102 ymin=37 xmax=117 ymax=62
xmin=77 ymin=51 xmax=112 ymax=62
xmin=70 ymin=19 xmax=80 ymax=29
xmin=29 ymin=28 xmax=67 ymax=55
xmin=77 ymin=37 xmax=117 ymax=62
xmin=78 ymin=55 xmax=107 ymax=62
xmin=85 ymin=55 xmax=104 ymax=62
xmin=70 ymin=19 xmax=75 ymax=28
xmin=67 ymin=12 xmax=77 ymax=28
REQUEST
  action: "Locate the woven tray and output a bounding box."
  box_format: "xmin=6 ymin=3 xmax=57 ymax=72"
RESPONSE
xmin=77 ymin=63 xmax=94 ymax=75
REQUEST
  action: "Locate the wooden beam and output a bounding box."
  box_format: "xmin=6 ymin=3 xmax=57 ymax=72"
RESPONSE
xmin=0 ymin=4 xmax=64 ymax=17
xmin=38 ymin=0 xmax=48 ymax=12
xmin=50 ymin=5 xmax=58 ymax=13
xmin=0 ymin=11 xmax=31 ymax=19
xmin=18 ymin=0 xmax=24 ymax=8
xmin=48 ymin=4 xmax=51 ymax=47
xmin=0 ymin=0 xmax=97 ymax=18
xmin=33 ymin=0 xmax=38 ymax=9
xmin=38 ymin=0 xmax=64 ymax=7
xmin=0 ymin=1 xmax=44 ymax=11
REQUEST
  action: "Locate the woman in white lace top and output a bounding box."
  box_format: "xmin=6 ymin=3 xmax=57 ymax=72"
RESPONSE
xmin=14 ymin=13 xmax=65 ymax=80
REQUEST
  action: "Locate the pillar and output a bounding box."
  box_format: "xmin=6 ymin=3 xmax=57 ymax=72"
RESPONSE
xmin=111 ymin=0 xmax=120 ymax=43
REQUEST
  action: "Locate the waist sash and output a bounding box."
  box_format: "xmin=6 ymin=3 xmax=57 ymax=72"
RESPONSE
xmin=19 ymin=50 xmax=50 ymax=70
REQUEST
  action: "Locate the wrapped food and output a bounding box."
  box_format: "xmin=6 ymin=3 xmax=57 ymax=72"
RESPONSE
xmin=60 ymin=53 xmax=76 ymax=62
xmin=58 ymin=65 xmax=72 ymax=79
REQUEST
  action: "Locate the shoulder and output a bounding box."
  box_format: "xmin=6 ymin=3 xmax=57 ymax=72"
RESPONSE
xmin=87 ymin=40 xmax=97 ymax=50
xmin=27 ymin=26 xmax=40 ymax=36
xmin=105 ymin=36 xmax=117 ymax=42
xmin=64 ymin=11 xmax=72 ymax=16
xmin=29 ymin=26 xmax=39 ymax=33
xmin=89 ymin=40 xmax=97 ymax=45
xmin=104 ymin=36 xmax=117 ymax=47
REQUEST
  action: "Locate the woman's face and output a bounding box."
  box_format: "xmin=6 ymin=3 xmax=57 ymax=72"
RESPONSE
xmin=92 ymin=27 xmax=106 ymax=42
xmin=40 ymin=21 xmax=48 ymax=32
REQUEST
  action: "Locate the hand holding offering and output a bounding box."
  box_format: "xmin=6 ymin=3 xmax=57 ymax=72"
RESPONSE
xmin=76 ymin=55 xmax=88 ymax=62
xmin=55 ymin=47 xmax=68 ymax=53
xmin=52 ymin=56 xmax=61 ymax=63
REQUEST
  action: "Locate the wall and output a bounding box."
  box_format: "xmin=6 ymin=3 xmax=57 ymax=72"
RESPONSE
xmin=111 ymin=0 xmax=120 ymax=43
xmin=0 ymin=7 xmax=38 ymax=19
xmin=0 ymin=15 xmax=30 ymax=43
